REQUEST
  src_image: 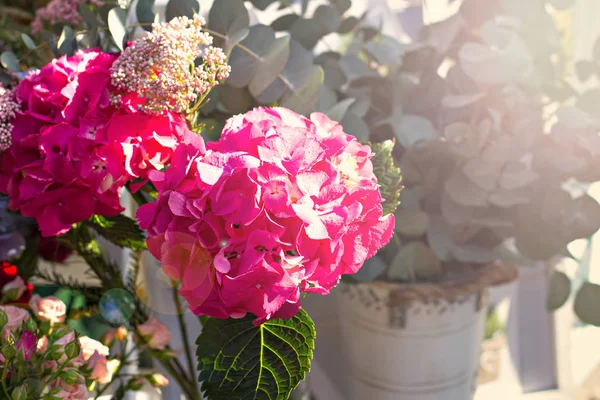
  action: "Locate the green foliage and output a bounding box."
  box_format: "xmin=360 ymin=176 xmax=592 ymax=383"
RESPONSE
xmin=574 ymin=282 xmax=600 ymax=326
xmin=369 ymin=140 xmax=403 ymax=216
xmin=197 ymin=309 xmax=316 ymax=400
xmin=547 ymin=271 xmax=571 ymax=311
xmin=84 ymin=215 xmax=146 ymax=251
xmin=484 ymin=308 xmax=504 ymax=340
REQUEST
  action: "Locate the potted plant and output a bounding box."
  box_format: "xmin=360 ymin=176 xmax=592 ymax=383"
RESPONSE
xmin=325 ymin=0 xmax=600 ymax=399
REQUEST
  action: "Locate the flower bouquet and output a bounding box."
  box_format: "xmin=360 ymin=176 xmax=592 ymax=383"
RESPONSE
xmin=0 ymin=2 xmax=403 ymax=399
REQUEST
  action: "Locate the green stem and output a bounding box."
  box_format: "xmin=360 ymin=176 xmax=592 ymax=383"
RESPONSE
xmin=172 ymin=283 xmax=198 ymax=388
xmin=94 ymin=345 xmax=136 ymax=399
xmin=1 ymin=363 xmax=10 ymax=398
xmin=40 ymin=362 xmax=67 ymax=394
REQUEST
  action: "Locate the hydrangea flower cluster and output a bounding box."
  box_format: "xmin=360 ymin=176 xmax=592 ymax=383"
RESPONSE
xmin=32 ymin=0 xmax=104 ymax=34
xmin=138 ymin=107 xmax=394 ymax=323
xmin=110 ymin=15 xmax=231 ymax=115
xmin=0 ymin=50 xmax=197 ymax=236
xmin=0 ymin=85 xmax=19 ymax=152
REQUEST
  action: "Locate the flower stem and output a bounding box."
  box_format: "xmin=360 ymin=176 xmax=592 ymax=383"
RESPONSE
xmin=1 ymin=363 xmax=10 ymax=398
xmin=172 ymin=283 xmax=198 ymax=388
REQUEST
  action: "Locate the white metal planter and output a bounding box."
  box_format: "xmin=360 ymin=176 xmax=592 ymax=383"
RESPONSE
xmin=337 ymin=282 xmax=488 ymax=400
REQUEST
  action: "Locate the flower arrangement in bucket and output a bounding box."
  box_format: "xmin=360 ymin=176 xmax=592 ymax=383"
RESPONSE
xmin=0 ymin=0 xmax=403 ymax=398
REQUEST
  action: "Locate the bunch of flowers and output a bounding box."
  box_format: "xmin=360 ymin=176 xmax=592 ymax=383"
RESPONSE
xmin=0 ymin=295 xmax=171 ymax=399
xmin=138 ymin=107 xmax=395 ymax=323
xmin=110 ymin=14 xmax=231 ymax=115
xmin=0 ymin=85 xmax=19 ymax=153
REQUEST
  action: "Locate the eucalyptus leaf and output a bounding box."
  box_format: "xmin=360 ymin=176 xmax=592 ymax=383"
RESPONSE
xmin=21 ymin=34 xmax=36 ymax=50
xmin=339 ymin=55 xmax=377 ymax=80
xmin=365 ymin=36 xmax=404 ymax=66
xmin=280 ymin=65 xmax=324 ymax=115
xmin=57 ymin=26 xmax=76 ymax=56
xmin=325 ymin=98 xmax=355 ymax=122
xmin=574 ymin=282 xmax=600 ymax=326
xmin=393 ymin=115 xmax=438 ymax=148
xmin=388 ymin=242 xmax=442 ymax=281
xmin=197 ymin=310 xmax=315 ymax=400
xmin=227 ymin=25 xmax=275 ymax=88
xmin=395 ymin=209 xmax=429 ymax=237
xmin=272 ymin=14 xmax=300 ymax=31
xmin=136 ymin=0 xmax=156 ymax=30
xmin=219 ymin=85 xmax=254 ymax=114
xmin=256 ymin=40 xmax=314 ymax=104
xmin=290 ymin=18 xmax=325 ymax=50
xmin=338 ymin=16 xmax=359 ymax=34
xmin=249 ymin=36 xmax=291 ymax=98
xmin=0 ymin=52 xmax=20 ymax=72
xmin=352 ymin=255 xmax=387 ymax=282
xmin=444 ymin=171 xmax=488 ymax=207
xmin=316 ymin=85 xmax=337 ymax=113
xmin=340 ymin=111 xmax=369 ymax=141
xmin=331 ymin=0 xmax=352 ymax=14
xmin=107 ymin=7 xmax=128 ymax=51
xmin=208 ymin=0 xmax=250 ymax=49
xmin=426 ymin=215 xmax=453 ymax=261
xmin=249 ymin=0 xmax=277 ymax=10
xmin=165 ymin=0 xmax=199 ymax=20
xmin=78 ymin=4 xmax=98 ymax=29
xmin=313 ymin=5 xmax=341 ymax=35
xmin=547 ymin=271 xmax=571 ymax=311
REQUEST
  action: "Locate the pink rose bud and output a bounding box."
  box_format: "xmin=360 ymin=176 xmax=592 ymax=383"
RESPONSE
xmin=37 ymin=335 xmax=48 ymax=354
xmin=136 ymin=317 xmax=171 ymax=350
xmin=149 ymin=373 xmax=169 ymax=387
xmin=115 ymin=326 xmax=128 ymax=341
xmin=16 ymin=330 xmax=36 ymax=361
xmin=2 ymin=276 xmax=27 ymax=301
xmin=29 ymin=295 xmax=67 ymax=324
xmin=0 ymin=305 xmax=30 ymax=332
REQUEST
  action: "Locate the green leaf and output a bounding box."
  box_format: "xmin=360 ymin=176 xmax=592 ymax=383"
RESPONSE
xmin=165 ymin=0 xmax=199 ymax=21
xmin=21 ymin=34 xmax=36 ymax=50
xmin=272 ymin=14 xmax=300 ymax=31
xmin=197 ymin=309 xmax=316 ymax=400
xmin=574 ymin=282 xmax=600 ymax=326
xmin=338 ymin=16 xmax=359 ymax=34
xmin=227 ymin=25 xmax=275 ymax=88
xmin=389 ymin=242 xmax=441 ymax=281
xmin=395 ymin=209 xmax=429 ymax=237
xmin=0 ymin=308 xmax=7 ymax=330
xmin=280 ymin=65 xmax=324 ymax=115
xmin=1 ymin=52 xmax=20 ymax=72
xmin=340 ymin=111 xmax=369 ymax=141
xmin=219 ymin=85 xmax=254 ymax=114
xmin=369 ymin=140 xmax=403 ymax=216
xmin=547 ymin=271 xmax=571 ymax=311
xmin=78 ymin=4 xmax=97 ymax=29
xmin=208 ymin=0 xmax=250 ymax=49
xmin=249 ymin=0 xmax=277 ymax=10
xmin=108 ymin=7 xmax=128 ymax=51
xmin=137 ymin=0 xmax=156 ymax=30
xmin=313 ymin=5 xmax=341 ymax=35
xmin=393 ymin=115 xmax=438 ymax=148
xmin=331 ymin=0 xmax=352 ymax=14
xmin=57 ymin=26 xmax=76 ymax=56
xmin=84 ymin=215 xmax=146 ymax=251
xmin=249 ymin=36 xmax=291 ymax=98
xmin=325 ymin=98 xmax=355 ymax=122
xmin=290 ymin=18 xmax=324 ymax=50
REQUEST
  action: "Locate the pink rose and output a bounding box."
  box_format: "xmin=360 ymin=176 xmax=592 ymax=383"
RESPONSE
xmin=29 ymin=295 xmax=67 ymax=323
xmin=78 ymin=336 xmax=109 ymax=361
xmin=0 ymin=305 xmax=30 ymax=331
xmin=87 ymin=352 xmax=114 ymax=384
xmin=47 ymin=380 xmax=88 ymax=400
xmin=137 ymin=107 xmax=394 ymax=323
xmin=37 ymin=335 xmax=48 ymax=354
xmin=136 ymin=317 xmax=171 ymax=350
xmin=2 ymin=276 xmax=27 ymax=301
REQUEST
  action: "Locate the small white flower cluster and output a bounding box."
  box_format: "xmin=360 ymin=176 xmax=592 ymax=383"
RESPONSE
xmin=0 ymin=85 xmax=19 ymax=152
xmin=110 ymin=14 xmax=231 ymax=115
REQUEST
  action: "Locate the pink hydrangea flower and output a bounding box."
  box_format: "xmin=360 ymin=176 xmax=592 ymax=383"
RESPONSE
xmin=0 ymin=50 xmax=198 ymax=236
xmin=138 ymin=107 xmax=394 ymax=323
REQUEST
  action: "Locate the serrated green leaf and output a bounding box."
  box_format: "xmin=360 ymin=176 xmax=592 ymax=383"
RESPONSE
xmin=21 ymin=33 xmax=36 ymax=50
xmin=108 ymin=7 xmax=128 ymax=51
xmin=85 ymin=215 xmax=146 ymax=251
xmin=1 ymin=52 xmax=20 ymax=72
xmin=165 ymin=0 xmax=199 ymax=21
xmin=137 ymin=0 xmax=156 ymax=30
xmin=574 ymin=282 xmax=600 ymax=326
xmin=547 ymin=271 xmax=571 ymax=311
xmin=249 ymin=36 xmax=291 ymax=97
xmin=197 ymin=309 xmax=316 ymax=400
xmin=369 ymin=140 xmax=403 ymax=216
xmin=57 ymin=26 xmax=76 ymax=56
